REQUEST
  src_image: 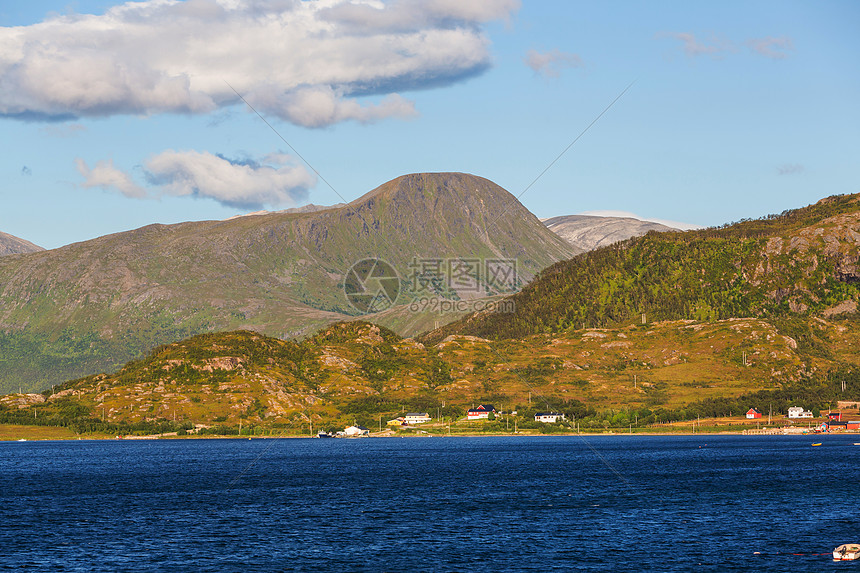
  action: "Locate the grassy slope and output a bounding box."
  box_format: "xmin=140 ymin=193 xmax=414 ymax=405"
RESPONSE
xmin=5 ymin=316 xmax=858 ymax=432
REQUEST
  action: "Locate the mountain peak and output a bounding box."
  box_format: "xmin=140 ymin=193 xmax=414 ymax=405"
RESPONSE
xmin=543 ymin=214 xmax=676 ymax=251
xmin=0 ymin=231 xmax=44 ymax=256
xmin=351 ymin=172 xmax=509 ymax=204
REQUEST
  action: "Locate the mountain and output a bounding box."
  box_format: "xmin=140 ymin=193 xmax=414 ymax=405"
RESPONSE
xmin=7 ymin=193 xmax=860 ymax=432
xmin=543 ymin=214 xmax=676 ymax=252
xmin=0 ymin=231 xmax=43 ymax=256
xmin=0 ymin=172 xmax=576 ymax=393
xmin=423 ymin=193 xmax=860 ymax=344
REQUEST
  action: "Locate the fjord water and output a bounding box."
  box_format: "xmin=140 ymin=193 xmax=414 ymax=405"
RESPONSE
xmin=1 ymin=436 xmax=856 ymax=572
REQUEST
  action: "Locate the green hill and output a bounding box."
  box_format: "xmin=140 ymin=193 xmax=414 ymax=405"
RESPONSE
xmin=2 ymin=317 xmax=858 ymax=435
xmin=423 ymin=194 xmax=860 ymax=344
xmin=0 ymin=173 xmax=576 ymax=393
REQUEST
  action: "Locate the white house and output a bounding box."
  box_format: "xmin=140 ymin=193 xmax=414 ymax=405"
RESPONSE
xmin=404 ymin=412 xmax=431 ymax=424
xmin=535 ymin=412 xmax=566 ymax=423
xmin=787 ymin=406 xmax=813 ymax=419
xmin=342 ymin=425 xmax=370 ymax=436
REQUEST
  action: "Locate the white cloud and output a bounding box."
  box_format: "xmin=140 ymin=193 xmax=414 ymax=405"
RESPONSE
xmin=747 ymin=36 xmax=793 ymax=59
xmin=76 ymin=150 xmax=316 ymax=208
xmin=321 ymin=0 xmax=519 ymax=31
xmin=525 ymin=49 xmax=583 ymax=77
xmin=76 ymin=158 xmax=147 ymax=198
xmin=579 ymin=210 xmax=702 ymax=231
xmin=143 ymin=150 xmax=316 ymax=208
xmin=0 ymin=0 xmax=518 ymax=126
xmin=662 ymin=32 xmax=793 ymax=61
xmin=663 ymin=32 xmax=733 ymax=58
xmin=254 ymin=85 xmax=417 ymax=128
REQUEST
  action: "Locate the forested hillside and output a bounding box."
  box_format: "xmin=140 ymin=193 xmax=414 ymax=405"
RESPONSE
xmin=424 ymin=194 xmax=860 ymax=344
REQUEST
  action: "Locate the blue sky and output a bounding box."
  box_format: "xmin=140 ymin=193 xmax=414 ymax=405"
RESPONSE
xmin=1 ymin=0 xmax=858 ymax=249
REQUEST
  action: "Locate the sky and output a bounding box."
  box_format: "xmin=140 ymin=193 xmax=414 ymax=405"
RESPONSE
xmin=1 ymin=0 xmax=858 ymax=249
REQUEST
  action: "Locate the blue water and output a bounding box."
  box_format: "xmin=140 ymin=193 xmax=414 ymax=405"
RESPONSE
xmin=1 ymin=435 xmax=857 ymax=572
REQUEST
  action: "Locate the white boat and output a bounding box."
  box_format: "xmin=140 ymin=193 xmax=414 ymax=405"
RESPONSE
xmin=833 ymin=544 xmax=860 ymax=561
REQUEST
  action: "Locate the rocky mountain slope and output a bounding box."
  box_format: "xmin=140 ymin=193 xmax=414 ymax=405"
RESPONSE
xmin=0 ymin=173 xmax=576 ymax=393
xmin=0 ymin=231 xmax=43 ymax=256
xmin=543 ymin=214 xmax=676 ymax=251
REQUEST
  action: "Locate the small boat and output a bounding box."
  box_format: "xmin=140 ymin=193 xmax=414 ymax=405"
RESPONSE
xmin=811 ymin=442 xmax=822 ymax=446
xmin=833 ymin=543 xmax=860 ymax=561
xmin=316 ymin=431 xmax=334 ymax=438
xmin=16 ymin=438 xmax=27 ymax=442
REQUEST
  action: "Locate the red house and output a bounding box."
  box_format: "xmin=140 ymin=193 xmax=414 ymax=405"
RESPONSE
xmin=828 ymin=412 xmax=842 ymax=421
xmin=746 ymin=408 xmax=762 ymax=419
xmin=467 ymin=404 xmax=496 ymax=420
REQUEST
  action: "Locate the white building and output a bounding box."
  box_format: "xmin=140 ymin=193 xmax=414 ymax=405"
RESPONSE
xmin=404 ymin=412 xmax=431 ymax=424
xmin=787 ymin=406 xmax=813 ymax=419
xmin=342 ymin=425 xmax=370 ymax=436
xmin=535 ymin=412 xmax=566 ymax=423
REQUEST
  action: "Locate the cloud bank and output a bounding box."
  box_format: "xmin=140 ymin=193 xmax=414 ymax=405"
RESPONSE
xmin=77 ymin=151 xmax=316 ymax=209
xmin=0 ymin=0 xmax=519 ymax=126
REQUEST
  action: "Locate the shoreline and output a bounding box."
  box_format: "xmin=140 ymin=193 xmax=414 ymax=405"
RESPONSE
xmin=3 ymin=426 xmax=855 ymax=441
